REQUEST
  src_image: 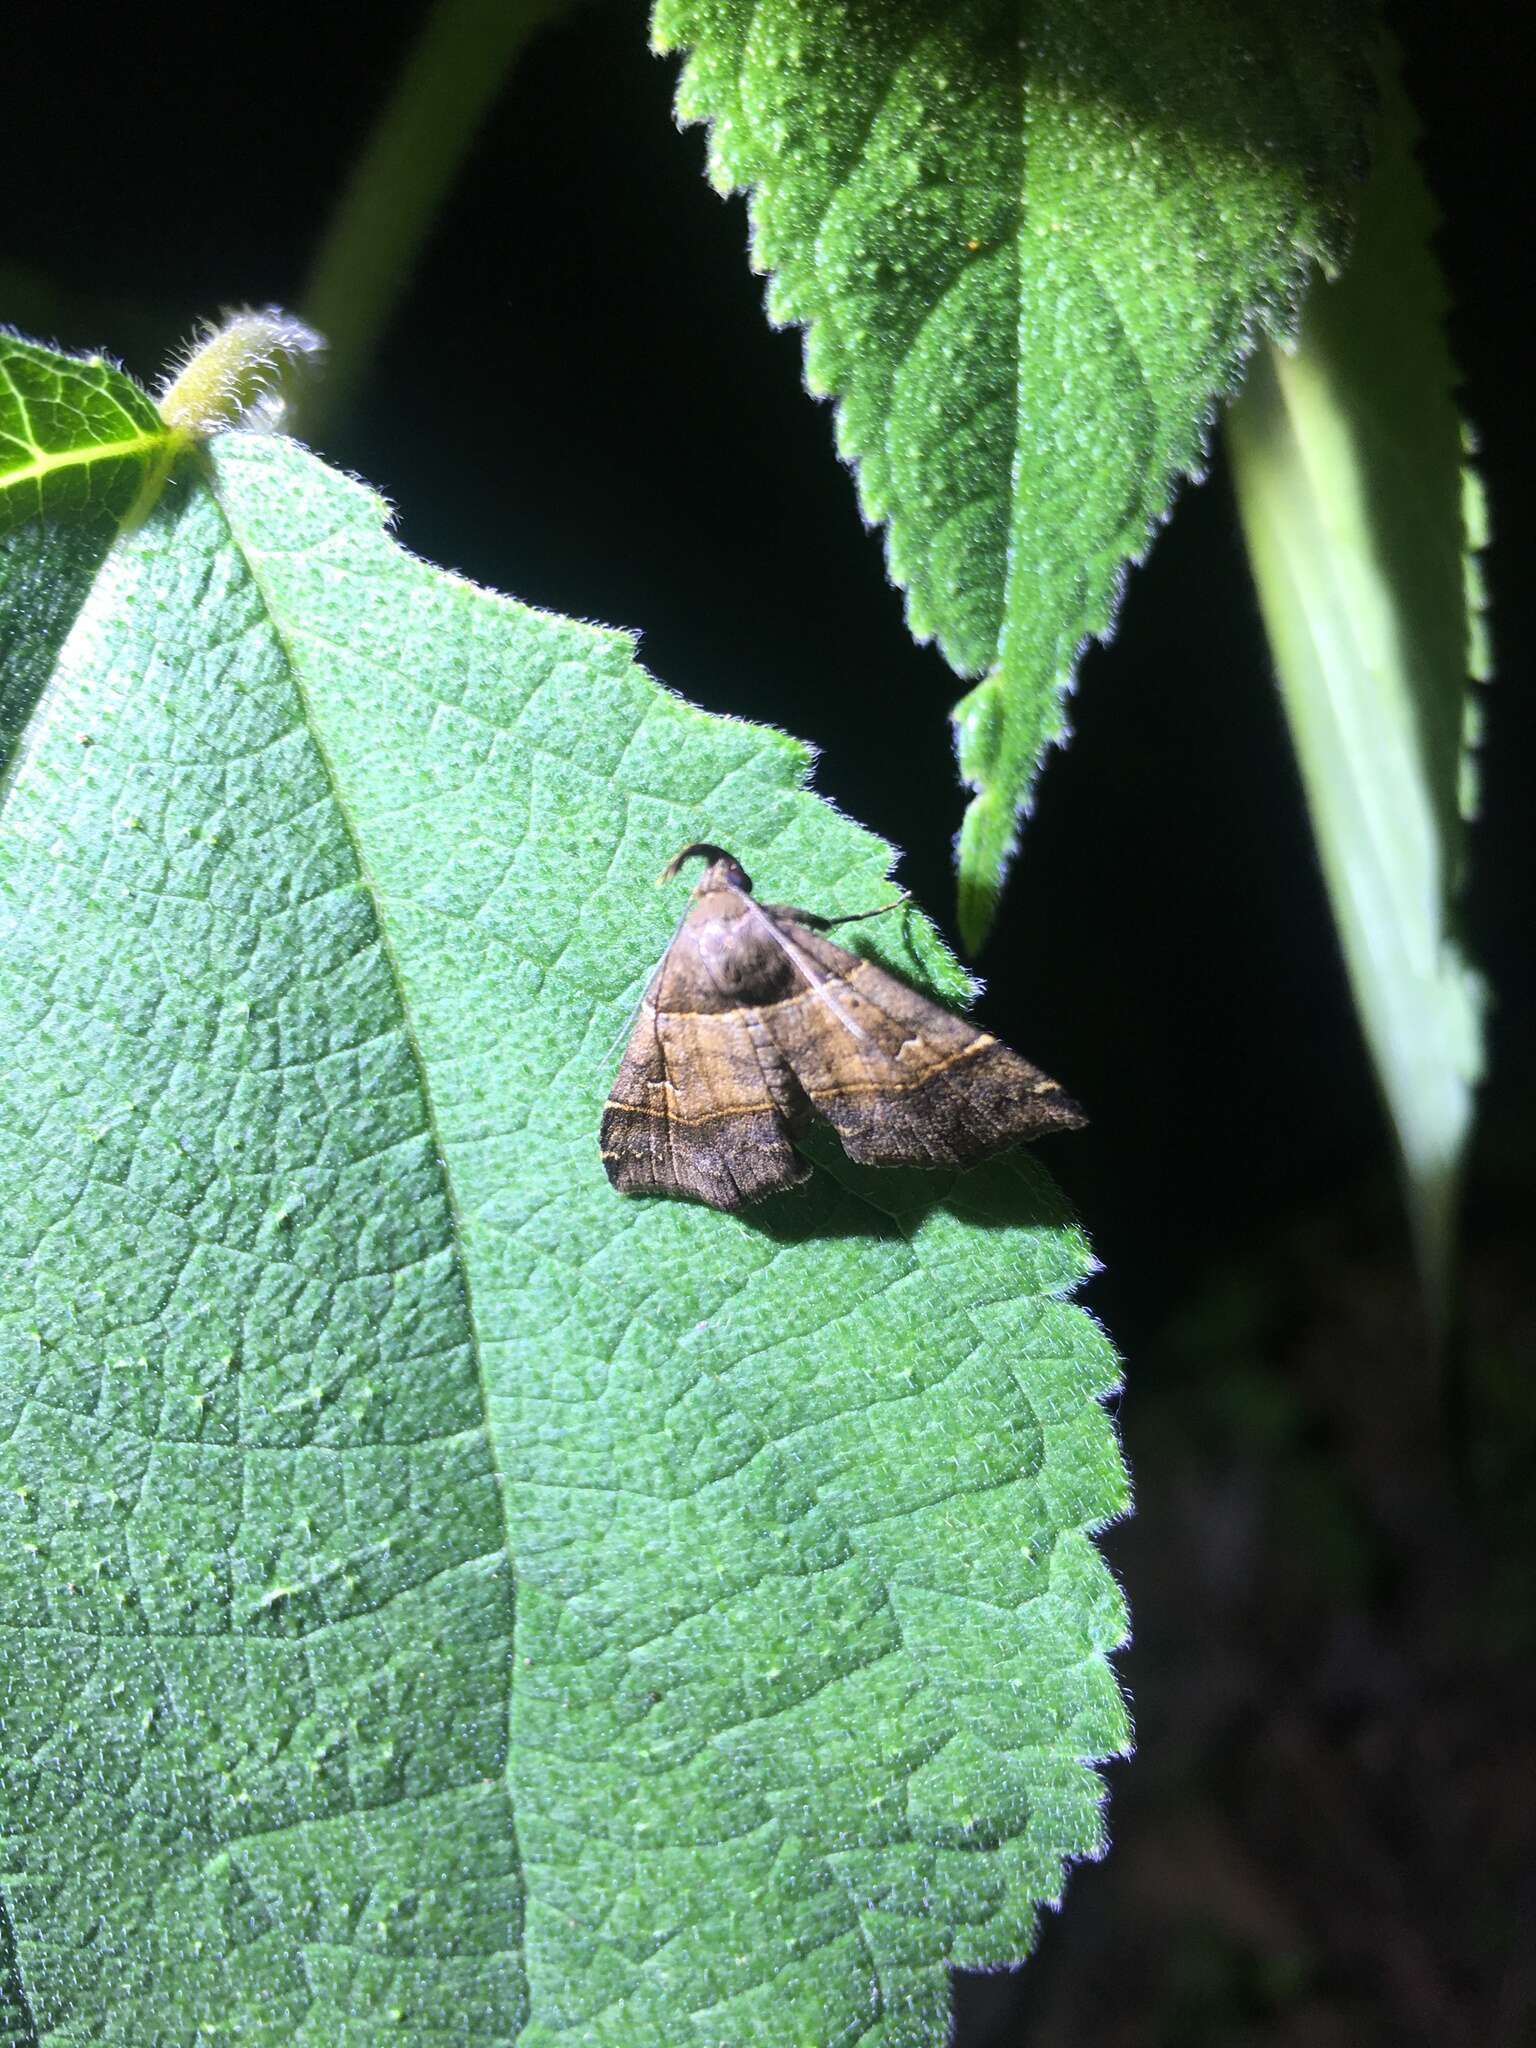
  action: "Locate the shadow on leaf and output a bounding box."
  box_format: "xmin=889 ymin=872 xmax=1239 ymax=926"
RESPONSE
xmin=738 ymin=1128 xmax=1081 ymax=1247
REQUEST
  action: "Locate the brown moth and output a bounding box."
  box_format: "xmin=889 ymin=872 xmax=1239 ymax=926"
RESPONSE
xmin=600 ymin=844 xmax=1085 ymax=1212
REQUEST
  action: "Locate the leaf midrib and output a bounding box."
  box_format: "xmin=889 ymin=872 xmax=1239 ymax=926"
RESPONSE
xmin=0 ymin=427 xmax=169 ymax=495
xmin=205 ymin=451 xmax=529 ymax=1975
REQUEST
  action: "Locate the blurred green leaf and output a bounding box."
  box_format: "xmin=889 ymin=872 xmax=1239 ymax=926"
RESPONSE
xmin=1 ymin=349 xmax=1128 ymax=2042
xmin=1227 ymin=51 xmax=1486 ymax=1326
xmin=653 ymin=0 xmax=1371 ymax=946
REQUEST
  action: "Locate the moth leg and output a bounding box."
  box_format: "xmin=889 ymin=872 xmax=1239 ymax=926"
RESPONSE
xmin=767 ymin=892 xmax=908 ymax=933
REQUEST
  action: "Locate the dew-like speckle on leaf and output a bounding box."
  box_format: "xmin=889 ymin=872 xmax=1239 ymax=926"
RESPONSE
xmin=654 ymin=0 xmax=1372 ymax=946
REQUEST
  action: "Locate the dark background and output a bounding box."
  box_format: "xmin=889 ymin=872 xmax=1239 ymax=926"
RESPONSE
xmin=5 ymin=2 xmax=1531 ymax=2040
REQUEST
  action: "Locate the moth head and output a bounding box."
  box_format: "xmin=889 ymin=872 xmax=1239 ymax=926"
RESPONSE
xmin=658 ymin=843 xmax=754 ymax=898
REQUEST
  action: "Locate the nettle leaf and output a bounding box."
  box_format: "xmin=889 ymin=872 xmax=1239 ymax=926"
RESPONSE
xmin=0 ymin=514 xmax=125 ymax=786
xmin=1227 ymin=54 xmax=1488 ymax=1323
xmin=0 ymin=334 xmax=173 ymax=535
xmin=1 ymin=363 xmax=1128 ymax=2042
xmin=653 ymin=0 xmax=1373 ymax=946
xmin=0 ymin=313 xmax=319 ymax=793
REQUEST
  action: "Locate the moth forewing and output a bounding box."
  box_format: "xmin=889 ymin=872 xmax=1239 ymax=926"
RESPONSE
xmin=600 ymin=848 xmax=1084 ymax=1211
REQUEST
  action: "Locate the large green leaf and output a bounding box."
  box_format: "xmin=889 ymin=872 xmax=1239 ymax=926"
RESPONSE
xmin=653 ymin=0 xmax=1372 ymax=947
xmin=1 ymin=378 xmax=1128 ymax=2041
xmin=1226 ymin=53 xmax=1487 ymax=1325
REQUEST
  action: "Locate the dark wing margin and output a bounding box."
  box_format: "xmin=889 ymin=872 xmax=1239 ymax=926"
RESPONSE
xmin=759 ymin=925 xmax=1086 ymax=1169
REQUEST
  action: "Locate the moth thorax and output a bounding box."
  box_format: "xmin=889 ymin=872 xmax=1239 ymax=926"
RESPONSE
xmin=695 ymin=908 xmax=794 ymax=998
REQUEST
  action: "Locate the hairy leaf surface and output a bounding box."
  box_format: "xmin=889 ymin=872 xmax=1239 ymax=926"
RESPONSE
xmin=0 ymin=379 xmax=1128 ymax=2043
xmin=653 ymin=0 xmax=1371 ymax=944
xmin=0 ymin=335 xmax=172 ymax=535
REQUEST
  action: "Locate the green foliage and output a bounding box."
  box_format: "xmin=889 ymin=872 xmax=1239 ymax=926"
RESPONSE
xmin=653 ymin=0 xmax=1372 ymax=946
xmin=1 ymin=350 xmax=1128 ymax=2042
xmin=1227 ymin=54 xmax=1487 ymax=1324
xmin=0 ymin=519 xmax=122 ymax=787
xmin=0 ymin=334 xmax=172 ymax=535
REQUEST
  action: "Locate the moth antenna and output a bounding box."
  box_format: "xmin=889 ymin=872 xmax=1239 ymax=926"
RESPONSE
xmin=600 ymin=985 xmax=651 ymax=1064
xmin=600 ymin=887 xmax=696 ymax=1064
xmin=658 ymin=842 xmax=737 ymax=884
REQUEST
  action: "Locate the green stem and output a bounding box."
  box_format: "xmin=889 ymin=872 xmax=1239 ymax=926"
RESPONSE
xmin=300 ymin=0 xmax=572 ymax=429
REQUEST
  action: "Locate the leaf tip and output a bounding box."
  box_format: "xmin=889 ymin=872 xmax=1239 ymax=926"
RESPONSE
xmin=954 ymin=789 xmax=1016 ymax=957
